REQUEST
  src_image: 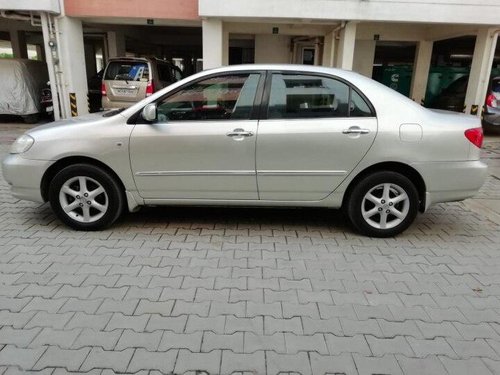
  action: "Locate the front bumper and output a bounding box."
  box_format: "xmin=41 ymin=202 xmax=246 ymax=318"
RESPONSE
xmin=412 ymin=160 xmax=488 ymax=211
xmin=2 ymin=154 xmax=53 ymax=203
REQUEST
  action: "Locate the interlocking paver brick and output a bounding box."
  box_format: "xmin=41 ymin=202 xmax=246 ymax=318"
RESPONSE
xmin=302 ymin=317 xmax=342 ymax=335
xmin=105 ymin=313 xmax=149 ymax=332
xmin=25 ymin=311 xmax=73 ymax=330
xmin=439 ymin=356 xmax=495 ymax=375
xmin=285 ymin=332 xmax=328 ymax=354
xmin=115 ymin=329 xmax=162 ymax=350
xmin=266 ymin=351 xmax=311 ymax=375
xmin=185 ymin=315 xmax=225 ymax=334
xmin=353 ymin=353 xmax=404 ymax=375
xmin=447 ymin=338 xmax=499 ymax=359
xmin=71 ymin=328 xmax=122 ymax=350
xmin=407 ymin=337 xmax=457 ymax=358
xmin=396 ymin=355 xmax=448 ymax=375
xmin=29 ymin=328 xmax=81 ymax=348
xmin=202 ymin=332 xmax=244 ymax=352
xmin=127 ymin=348 xmax=177 ymax=373
xmin=244 ymin=332 xmax=286 ymax=353
xmin=174 ymin=349 xmax=221 ymax=374
xmin=325 ymin=334 xmax=371 ymax=355
xmin=366 ymin=335 xmax=414 ymax=357
xmin=0 ymin=345 xmax=46 ymax=370
xmin=225 ymin=316 xmax=263 ymax=334
xmin=246 ymin=301 xmax=282 ymax=318
xmin=65 ymin=312 xmax=112 ymax=330
xmin=80 ymin=347 xmax=134 ymax=373
xmin=158 ymin=331 xmax=202 ymax=351
xmin=0 ymin=327 xmax=41 ymax=347
xmin=309 ymin=352 xmax=357 ymax=375
xmin=220 ymin=350 xmax=266 ymax=375
xmin=32 ymin=346 xmax=90 ymax=371
xmin=146 ymin=315 xmax=187 ymax=333
xmin=264 ymin=317 xmax=303 ymax=335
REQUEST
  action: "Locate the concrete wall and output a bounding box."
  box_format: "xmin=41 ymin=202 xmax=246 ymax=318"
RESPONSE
xmin=200 ymin=0 xmax=500 ymax=25
xmin=254 ymin=35 xmax=290 ymax=64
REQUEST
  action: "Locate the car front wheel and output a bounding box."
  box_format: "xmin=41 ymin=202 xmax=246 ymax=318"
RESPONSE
xmin=48 ymin=164 xmax=124 ymax=230
xmin=346 ymin=171 xmax=419 ymax=237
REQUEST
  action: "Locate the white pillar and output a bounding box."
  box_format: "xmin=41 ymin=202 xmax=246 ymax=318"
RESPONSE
xmin=353 ymin=40 xmax=376 ymax=77
xmin=57 ymin=16 xmax=89 ymax=117
xmin=10 ymin=30 xmax=28 ymax=59
xmin=410 ymin=40 xmax=433 ymax=105
xmin=322 ymin=30 xmax=336 ymax=67
xmin=202 ymin=19 xmax=224 ymax=70
xmin=465 ymin=28 xmax=498 ymax=116
xmin=336 ymin=22 xmax=357 ymax=70
xmin=107 ymin=31 xmax=126 ymax=58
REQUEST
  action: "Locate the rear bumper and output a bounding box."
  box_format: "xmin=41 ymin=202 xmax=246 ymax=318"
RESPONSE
xmin=412 ymin=160 xmax=488 ymax=211
xmin=2 ymin=154 xmax=53 ymax=203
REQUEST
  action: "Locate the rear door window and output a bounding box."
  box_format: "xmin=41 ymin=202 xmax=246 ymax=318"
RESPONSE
xmin=267 ymin=73 xmax=373 ymax=119
xmin=105 ymin=61 xmax=150 ymax=81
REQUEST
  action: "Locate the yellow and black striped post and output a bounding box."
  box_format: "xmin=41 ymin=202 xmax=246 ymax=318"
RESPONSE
xmin=470 ymin=105 xmax=479 ymax=115
xmin=69 ymin=93 xmax=78 ymax=117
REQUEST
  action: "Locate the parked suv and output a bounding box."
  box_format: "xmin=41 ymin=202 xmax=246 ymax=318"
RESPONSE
xmin=101 ymin=57 xmax=182 ymax=109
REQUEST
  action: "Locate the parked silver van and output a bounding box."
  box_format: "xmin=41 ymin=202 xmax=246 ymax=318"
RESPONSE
xmin=101 ymin=57 xmax=182 ymax=109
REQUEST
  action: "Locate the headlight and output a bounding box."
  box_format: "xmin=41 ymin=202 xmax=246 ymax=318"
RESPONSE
xmin=10 ymin=134 xmax=35 ymax=154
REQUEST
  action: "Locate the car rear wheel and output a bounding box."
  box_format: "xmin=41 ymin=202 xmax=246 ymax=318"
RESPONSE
xmin=346 ymin=171 xmax=419 ymax=237
xmin=48 ymin=164 xmax=124 ymax=230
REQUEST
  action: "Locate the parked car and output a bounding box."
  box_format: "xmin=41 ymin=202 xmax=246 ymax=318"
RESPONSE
xmin=483 ymin=76 xmax=500 ymax=129
xmin=0 ymin=59 xmax=53 ymax=123
xmin=2 ymin=65 xmax=487 ymax=237
xmin=101 ymin=57 xmax=183 ymax=109
xmin=429 ymin=75 xmax=500 ymax=130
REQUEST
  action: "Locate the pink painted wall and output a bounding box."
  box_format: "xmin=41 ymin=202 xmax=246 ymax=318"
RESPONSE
xmin=64 ymin=0 xmax=199 ymax=20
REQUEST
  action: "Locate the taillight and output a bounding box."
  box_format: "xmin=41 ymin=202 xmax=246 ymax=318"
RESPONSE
xmin=146 ymin=81 xmax=154 ymax=96
xmin=101 ymin=82 xmax=107 ymax=96
xmin=465 ymin=128 xmax=484 ymax=148
xmin=486 ymin=93 xmax=497 ymax=108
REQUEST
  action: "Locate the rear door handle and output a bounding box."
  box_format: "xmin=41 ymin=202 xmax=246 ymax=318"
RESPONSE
xmin=342 ymin=126 xmax=370 ymax=135
xmin=226 ymin=128 xmax=254 ymax=137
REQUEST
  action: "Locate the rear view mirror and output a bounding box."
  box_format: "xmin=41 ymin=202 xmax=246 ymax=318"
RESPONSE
xmin=142 ymin=103 xmax=157 ymax=122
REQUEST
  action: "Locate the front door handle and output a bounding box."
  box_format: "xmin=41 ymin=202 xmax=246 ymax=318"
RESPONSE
xmin=226 ymin=128 xmax=254 ymax=137
xmin=342 ymin=126 xmax=370 ymax=135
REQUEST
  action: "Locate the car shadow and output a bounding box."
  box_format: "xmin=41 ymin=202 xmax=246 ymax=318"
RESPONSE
xmin=119 ymin=205 xmax=352 ymax=233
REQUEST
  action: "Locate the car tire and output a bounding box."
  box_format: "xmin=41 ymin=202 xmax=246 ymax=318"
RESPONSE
xmin=48 ymin=164 xmax=124 ymax=230
xmin=346 ymin=171 xmax=419 ymax=237
xmin=22 ymin=113 xmax=40 ymax=124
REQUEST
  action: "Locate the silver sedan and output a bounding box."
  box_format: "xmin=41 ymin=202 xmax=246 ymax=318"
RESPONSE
xmin=2 ymin=65 xmax=488 ymax=237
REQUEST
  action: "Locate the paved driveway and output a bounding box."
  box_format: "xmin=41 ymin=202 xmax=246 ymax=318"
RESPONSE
xmin=1 ymin=123 xmax=500 ymax=374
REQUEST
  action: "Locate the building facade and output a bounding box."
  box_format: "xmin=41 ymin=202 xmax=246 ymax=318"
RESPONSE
xmin=0 ymin=0 xmax=499 ymax=119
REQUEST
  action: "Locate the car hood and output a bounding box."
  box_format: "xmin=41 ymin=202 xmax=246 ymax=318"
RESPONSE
xmin=26 ymin=112 xmax=115 ymax=135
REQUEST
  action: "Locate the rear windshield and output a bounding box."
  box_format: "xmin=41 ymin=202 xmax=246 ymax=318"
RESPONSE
xmin=492 ymin=79 xmax=500 ymax=93
xmin=104 ymin=61 xmax=150 ymax=81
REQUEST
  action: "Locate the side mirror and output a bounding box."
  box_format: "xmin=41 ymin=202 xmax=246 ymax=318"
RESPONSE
xmin=142 ymin=103 xmax=157 ymax=122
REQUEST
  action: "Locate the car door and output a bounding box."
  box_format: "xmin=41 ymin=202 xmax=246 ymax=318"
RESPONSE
xmin=256 ymin=72 xmax=377 ymax=201
xmin=129 ymin=72 xmax=264 ymax=200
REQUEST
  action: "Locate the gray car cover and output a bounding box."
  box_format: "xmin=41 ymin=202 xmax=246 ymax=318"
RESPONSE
xmin=0 ymin=59 xmax=49 ymax=116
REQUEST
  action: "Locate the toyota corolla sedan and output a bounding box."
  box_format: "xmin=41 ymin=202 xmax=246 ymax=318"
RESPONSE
xmin=2 ymin=65 xmax=487 ymax=237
